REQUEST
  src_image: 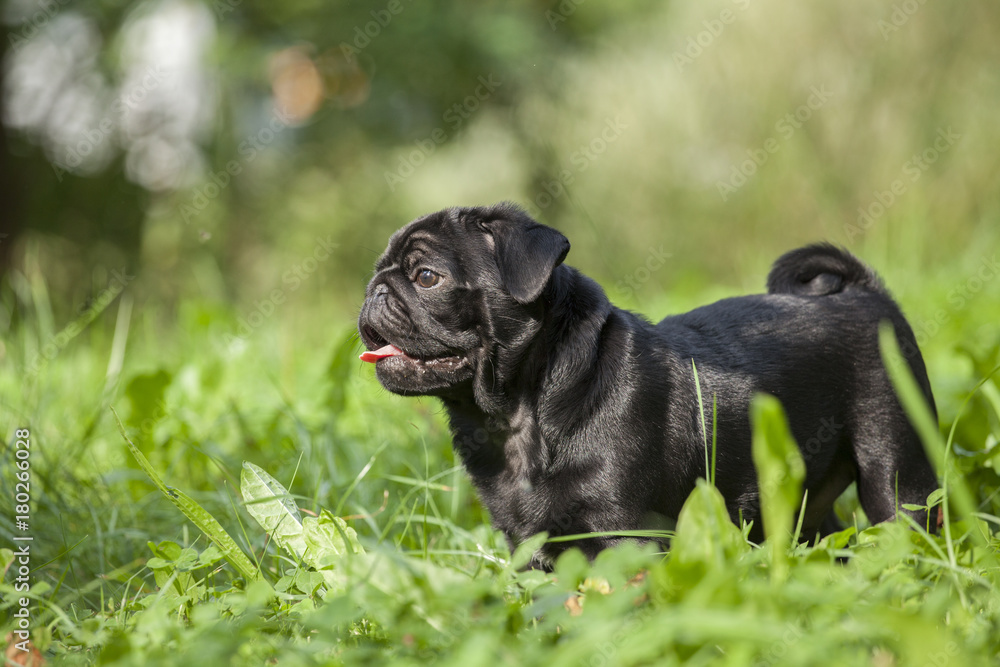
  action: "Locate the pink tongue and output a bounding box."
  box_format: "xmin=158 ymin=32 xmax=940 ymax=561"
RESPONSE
xmin=359 ymin=344 xmax=404 ymax=363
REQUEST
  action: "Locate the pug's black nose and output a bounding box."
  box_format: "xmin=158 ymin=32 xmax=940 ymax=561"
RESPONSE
xmin=373 ymin=283 xmax=389 ymax=298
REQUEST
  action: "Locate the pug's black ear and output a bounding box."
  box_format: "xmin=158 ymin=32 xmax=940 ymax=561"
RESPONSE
xmin=481 ymin=208 xmax=570 ymax=304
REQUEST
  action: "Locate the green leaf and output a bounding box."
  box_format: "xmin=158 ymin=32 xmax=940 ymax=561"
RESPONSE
xmin=239 ymin=460 xmax=365 ymax=596
xmin=670 ymin=478 xmax=748 ymax=570
xmin=198 ymin=545 xmax=223 ymax=567
xmin=751 ymin=393 xmax=805 ymax=579
xmin=553 ymin=547 xmax=589 ymax=589
xmin=147 ymin=541 xmax=195 ymax=593
xmin=148 ymin=541 xmax=182 ymax=561
xmin=292 ymin=570 xmax=327 ymax=596
xmin=813 ymin=525 xmax=856 ymax=552
xmin=168 ymin=488 xmax=262 ymax=580
xmin=174 ymin=548 xmax=199 ymax=571
xmin=301 ymin=510 xmax=364 ymax=569
xmin=751 ymin=394 xmax=806 ymax=538
xmin=113 ymin=407 xmax=265 ymax=585
xmin=145 ymin=558 xmax=172 ymax=570
xmin=300 ymin=510 xmax=365 ymax=595
xmin=240 ymin=461 xmax=308 ymax=561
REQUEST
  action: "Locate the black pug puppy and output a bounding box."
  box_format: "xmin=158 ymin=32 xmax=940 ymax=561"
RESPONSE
xmin=358 ymin=202 xmax=938 ymax=567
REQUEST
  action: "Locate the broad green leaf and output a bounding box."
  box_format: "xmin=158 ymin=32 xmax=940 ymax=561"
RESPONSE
xmin=293 ymin=570 xmax=327 ymax=596
xmin=147 ymin=541 xmax=195 ymax=593
xmin=852 ymin=521 xmax=917 ymax=579
xmin=300 ymin=510 xmax=365 ymax=595
xmin=240 ymin=461 xmax=308 ymax=561
xmin=240 ymin=460 xmax=365 ymax=596
xmin=148 ymin=540 xmax=182 ymax=561
xmin=197 ymin=545 xmax=223 ymax=567
xmin=113 ymin=408 xmax=264 ymax=584
xmin=301 ymin=510 xmax=364 ymax=569
xmin=751 ymin=393 xmax=805 ymax=580
xmin=670 ymin=478 xmax=748 ymax=570
xmin=553 ymin=546 xmax=589 ymax=589
xmin=812 ymin=525 xmax=856 ymax=553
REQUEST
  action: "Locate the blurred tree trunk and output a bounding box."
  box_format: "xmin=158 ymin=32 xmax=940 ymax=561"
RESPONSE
xmin=0 ymin=33 xmax=23 ymax=270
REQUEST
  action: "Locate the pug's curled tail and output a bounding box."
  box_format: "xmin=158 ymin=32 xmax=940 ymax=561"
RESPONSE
xmin=766 ymin=243 xmax=885 ymax=296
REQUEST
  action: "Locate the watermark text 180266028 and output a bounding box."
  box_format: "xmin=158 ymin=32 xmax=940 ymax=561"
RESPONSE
xmin=11 ymin=428 xmax=34 ymax=654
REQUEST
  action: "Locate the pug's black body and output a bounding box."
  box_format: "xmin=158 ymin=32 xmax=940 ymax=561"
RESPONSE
xmin=358 ymin=202 xmax=938 ymax=567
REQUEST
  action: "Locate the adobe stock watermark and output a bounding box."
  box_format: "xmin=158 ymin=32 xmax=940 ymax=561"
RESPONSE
xmin=843 ymin=127 xmax=960 ymax=243
xmin=26 ymin=268 xmax=135 ymax=377
xmin=750 ymin=619 xmax=809 ymax=667
xmin=672 ymin=0 xmax=753 ymax=72
xmin=614 ymin=246 xmax=672 ymax=300
xmin=877 ymin=0 xmax=930 ymax=40
xmin=338 ymin=0 xmax=414 ymax=64
xmin=525 ymin=115 xmax=629 ymax=215
xmin=883 ymin=253 xmax=999 ymax=378
xmin=383 ymin=74 xmax=502 ymax=191
xmin=223 ymin=236 xmax=338 ymax=346
xmin=133 ymin=398 xmax=170 ymax=439
xmin=6 ymin=0 xmax=73 ymax=52
xmin=52 ymin=65 xmax=166 ymax=182
xmin=920 ymin=642 xmax=962 ymax=667
xmin=179 ymin=108 xmax=296 ymax=224
xmin=546 ymin=0 xmax=586 ymax=30
xmin=716 ymin=85 xmax=832 ymax=202
xmin=907 ymin=253 xmax=999 ymax=351
xmin=582 ymin=604 xmax=658 ymax=667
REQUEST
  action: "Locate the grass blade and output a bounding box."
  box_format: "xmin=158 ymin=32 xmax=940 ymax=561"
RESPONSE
xmin=692 ymin=359 xmax=710 ymax=480
xmin=878 ymin=322 xmax=997 ymax=569
xmin=111 ymin=407 xmax=264 ymax=583
xmin=750 ymin=393 xmax=805 ymax=581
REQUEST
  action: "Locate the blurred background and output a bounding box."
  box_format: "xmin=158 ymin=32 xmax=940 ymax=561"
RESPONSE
xmin=3 ymin=0 xmax=999 ymax=321
xmin=2 ymin=0 xmax=1000 ymax=604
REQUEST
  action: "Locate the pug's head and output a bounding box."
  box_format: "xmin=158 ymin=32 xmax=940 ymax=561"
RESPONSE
xmin=358 ymin=203 xmax=570 ymax=403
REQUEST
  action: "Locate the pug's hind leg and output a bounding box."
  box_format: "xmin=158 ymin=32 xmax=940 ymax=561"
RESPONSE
xmin=849 ymin=408 xmax=939 ymax=532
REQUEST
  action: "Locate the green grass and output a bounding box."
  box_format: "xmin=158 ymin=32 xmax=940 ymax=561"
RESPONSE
xmin=2 ymin=262 xmax=1000 ymax=666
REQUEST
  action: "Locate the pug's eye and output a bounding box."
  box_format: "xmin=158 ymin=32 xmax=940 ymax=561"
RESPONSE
xmin=415 ymin=269 xmax=441 ymax=289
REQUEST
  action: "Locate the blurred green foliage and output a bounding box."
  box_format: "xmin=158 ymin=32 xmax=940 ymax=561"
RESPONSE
xmin=2 ymin=0 xmax=998 ymax=320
